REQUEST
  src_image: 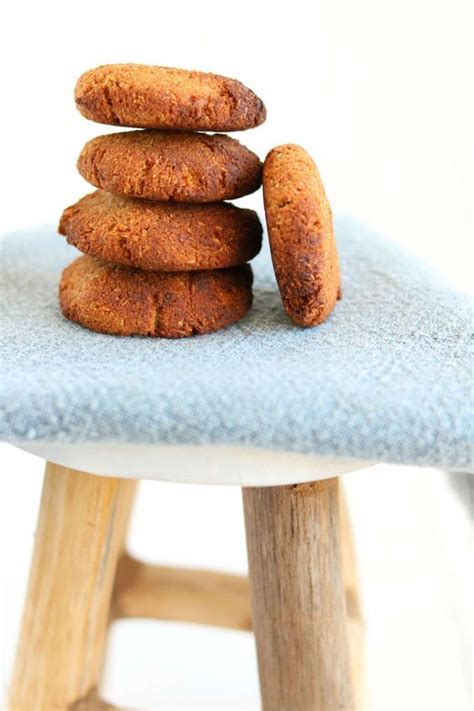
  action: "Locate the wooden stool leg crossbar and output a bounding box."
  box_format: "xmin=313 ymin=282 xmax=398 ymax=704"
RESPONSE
xmin=8 ymin=465 xmax=363 ymax=711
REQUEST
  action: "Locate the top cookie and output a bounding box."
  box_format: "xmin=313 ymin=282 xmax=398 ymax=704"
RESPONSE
xmin=74 ymin=64 xmax=266 ymax=132
xmin=263 ymin=144 xmax=341 ymax=327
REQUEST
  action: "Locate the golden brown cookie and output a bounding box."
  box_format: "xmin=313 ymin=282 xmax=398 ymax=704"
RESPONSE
xmin=263 ymin=144 xmax=341 ymax=327
xmin=59 ymin=191 xmax=262 ymax=271
xmin=77 ymin=130 xmax=262 ymax=202
xmin=59 ymin=255 xmax=253 ymax=338
xmin=74 ymin=64 xmax=266 ymax=131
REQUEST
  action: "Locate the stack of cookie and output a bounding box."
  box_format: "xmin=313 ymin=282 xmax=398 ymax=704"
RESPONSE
xmin=58 ymin=64 xmax=266 ymax=338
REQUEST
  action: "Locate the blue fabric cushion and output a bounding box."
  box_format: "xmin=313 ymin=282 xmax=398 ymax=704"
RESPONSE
xmin=1 ymin=218 xmax=472 ymax=472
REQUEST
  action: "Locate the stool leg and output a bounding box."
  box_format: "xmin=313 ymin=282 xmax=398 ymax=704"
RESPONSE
xmin=8 ymin=462 xmax=136 ymax=711
xmin=242 ymin=479 xmax=354 ymax=711
xmin=340 ymin=490 xmax=365 ymax=708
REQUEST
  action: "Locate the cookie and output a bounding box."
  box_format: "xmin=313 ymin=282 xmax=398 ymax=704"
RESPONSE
xmin=263 ymin=144 xmax=341 ymax=327
xmin=59 ymin=191 xmax=262 ymax=271
xmin=59 ymin=255 xmax=253 ymax=338
xmin=74 ymin=64 xmax=266 ymax=132
xmin=77 ymin=130 xmax=262 ymax=202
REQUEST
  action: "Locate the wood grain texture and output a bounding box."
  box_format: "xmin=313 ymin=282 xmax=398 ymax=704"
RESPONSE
xmin=8 ymin=463 xmax=136 ymax=711
xmin=111 ymin=554 xmax=252 ymax=631
xmin=243 ymin=479 xmax=354 ymax=711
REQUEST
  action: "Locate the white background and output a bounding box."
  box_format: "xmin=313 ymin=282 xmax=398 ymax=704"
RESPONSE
xmin=0 ymin=0 xmax=472 ymax=709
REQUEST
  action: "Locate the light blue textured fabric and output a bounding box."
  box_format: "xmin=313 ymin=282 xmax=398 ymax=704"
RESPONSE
xmin=1 ymin=219 xmax=472 ymax=472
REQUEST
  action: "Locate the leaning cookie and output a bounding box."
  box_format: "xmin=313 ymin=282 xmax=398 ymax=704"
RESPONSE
xmin=74 ymin=64 xmax=266 ymax=131
xmin=77 ymin=130 xmax=262 ymax=202
xmin=263 ymin=144 xmax=341 ymax=327
xmin=59 ymin=255 xmax=253 ymax=338
xmin=59 ymin=191 xmax=262 ymax=271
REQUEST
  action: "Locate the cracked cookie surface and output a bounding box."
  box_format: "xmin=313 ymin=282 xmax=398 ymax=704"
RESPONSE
xmin=59 ymin=191 xmax=262 ymax=271
xmin=263 ymin=144 xmax=341 ymax=327
xmin=77 ymin=130 xmax=262 ymax=202
xmin=75 ymin=64 xmax=266 ymax=131
xmin=60 ymin=255 xmax=253 ymax=338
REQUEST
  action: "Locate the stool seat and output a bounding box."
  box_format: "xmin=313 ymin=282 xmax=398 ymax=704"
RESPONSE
xmin=1 ymin=217 xmax=471 ymax=483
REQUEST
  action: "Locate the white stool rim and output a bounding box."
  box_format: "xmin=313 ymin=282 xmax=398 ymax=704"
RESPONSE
xmin=7 ymin=440 xmax=374 ymax=486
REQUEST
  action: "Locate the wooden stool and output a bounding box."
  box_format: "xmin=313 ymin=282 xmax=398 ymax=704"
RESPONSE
xmin=7 ymin=455 xmax=366 ymax=711
xmin=3 ymin=222 xmax=471 ymax=708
